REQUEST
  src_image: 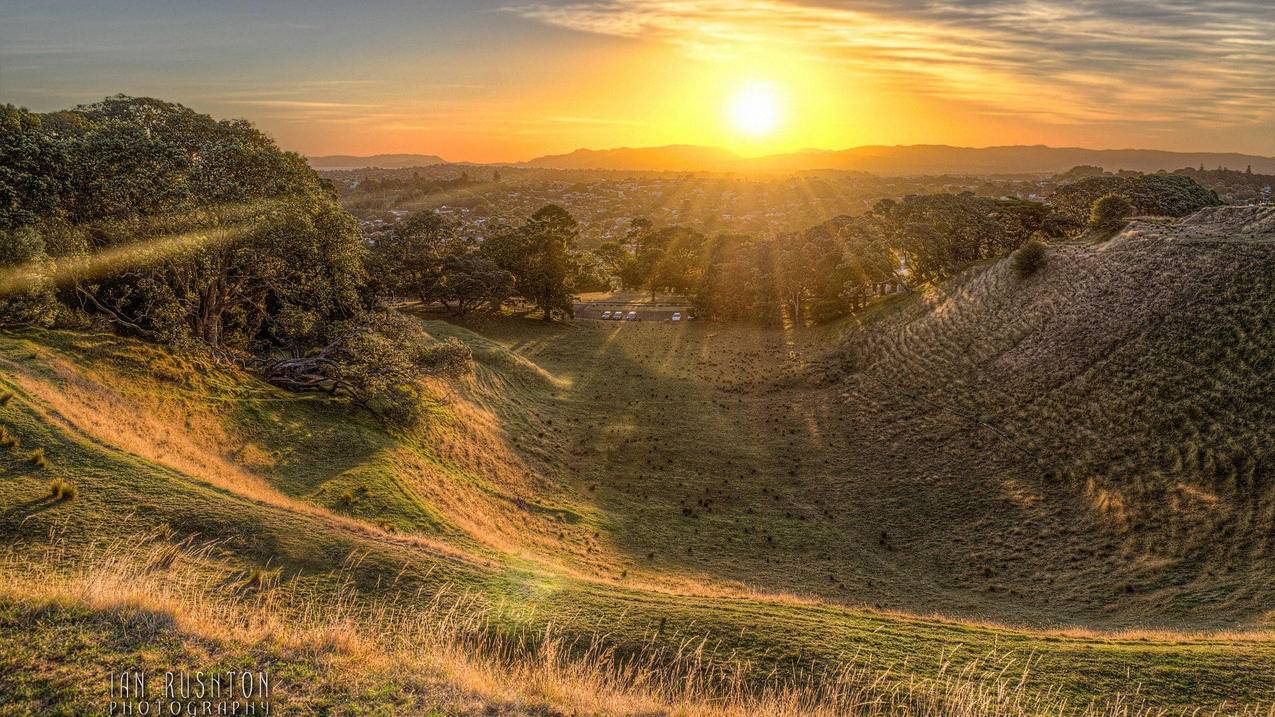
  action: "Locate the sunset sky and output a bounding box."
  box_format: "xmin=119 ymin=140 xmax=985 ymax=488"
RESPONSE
xmin=2 ymin=0 xmax=1273 ymax=162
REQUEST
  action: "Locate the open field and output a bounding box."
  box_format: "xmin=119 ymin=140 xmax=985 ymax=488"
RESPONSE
xmin=2 ymin=211 xmax=1273 ymax=713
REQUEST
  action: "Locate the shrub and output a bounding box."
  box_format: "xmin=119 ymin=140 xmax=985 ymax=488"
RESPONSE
xmin=1090 ymin=194 xmax=1134 ymax=231
xmin=1012 ymin=239 xmax=1047 ymax=278
xmin=264 ymin=311 xmax=474 ymax=429
xmin=0 ymin=227 xmax=59 ymax=329
xmin=49 ymin=477 xmax=77 ymax=501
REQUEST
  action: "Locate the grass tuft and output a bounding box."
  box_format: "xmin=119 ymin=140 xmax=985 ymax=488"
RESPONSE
xmin=28 ymin=447 xmax=50 ymax=469
xmin=48 ymin=477 xmax=77 ymax=501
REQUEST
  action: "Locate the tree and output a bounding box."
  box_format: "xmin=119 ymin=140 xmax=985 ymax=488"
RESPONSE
xmin=0 ymin=105 xmax=68 ymax=232
xmin=692 ymin=233 xmax=781 ymax=324
xmin=647 ymin=226 xmax=705 ymax=299
xmin=19 ymin=96 xmax=368 ymax=353
xmin=485 ymin=204 xmax=578 ymax=321
xmin=832 ymin=213 xmax=902 ymax=310
xmin=775 ymin=223 xmax=844 ymax=322
xmin=594 ymin=241 xmax=633 ymax=287
xmin=873 ymin=193 xmax=1045 ymax=283
xmin=1089 ymin=193 xmax=1134 ymax=231
xmin=570 ymin=249 xmax=613 ymax=293
xmin=371 ymin=209 xmax=467 ymax=305
xmin=435 ymin=250 xmax=512 ymax=316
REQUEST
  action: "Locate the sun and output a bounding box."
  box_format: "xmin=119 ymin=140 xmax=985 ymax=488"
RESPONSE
xmin=727 ymin=82 xmax=782 ymax=138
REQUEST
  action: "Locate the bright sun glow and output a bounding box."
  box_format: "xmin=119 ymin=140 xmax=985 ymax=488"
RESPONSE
xmin=727 ymin=83 xmax=782 ymax=138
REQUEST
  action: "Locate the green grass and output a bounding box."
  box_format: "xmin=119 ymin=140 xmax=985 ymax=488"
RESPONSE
xmin=1 ymin=216 xmax=1273 ymax=713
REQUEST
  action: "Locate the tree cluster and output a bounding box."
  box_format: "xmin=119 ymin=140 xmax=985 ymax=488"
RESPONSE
xmin=373 ymin=203 xmax=611 ymax=322
xmin=0 ymin=96 xmax=472 ymax=427
xmin=1050 ymin=174 xmax=1219 ymax=224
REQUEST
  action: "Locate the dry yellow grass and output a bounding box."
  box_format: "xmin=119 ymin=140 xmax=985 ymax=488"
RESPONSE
xmin=5 ymin=534 xmax=1268 ymax=717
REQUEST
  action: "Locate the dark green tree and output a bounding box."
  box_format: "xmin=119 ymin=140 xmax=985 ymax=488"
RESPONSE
xmin=371 ymin=210 xmax=468 ymax=305
xmin=27 ymin=96 xmax=368 ymax=353
xmin=485 ymin=204 xmax=578 ymax=321
xmin=436 ymin=250 xmax=512 ymax=316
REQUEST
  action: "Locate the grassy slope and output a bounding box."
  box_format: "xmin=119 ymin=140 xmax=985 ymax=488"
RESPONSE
xmin=2 ymin=210 xmax=1274 ymax=713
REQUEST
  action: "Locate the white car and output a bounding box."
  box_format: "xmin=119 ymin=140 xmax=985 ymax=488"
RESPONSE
xmin=612 ymin=311 xmax=625 ymax=321
xmin=600 ymin=311 xmax=612 ymax=320
xmin=625 ymin=311 xmax=638 ymax=321
xmin=671 ymin=312 xmax=682 ymax=322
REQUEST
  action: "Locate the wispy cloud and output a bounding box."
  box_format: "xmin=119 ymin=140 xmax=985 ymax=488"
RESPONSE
xmin=224 ymin=99 xmax=377 ymax=109
xmin=506 ymin=0 xmax=1275 ymax=128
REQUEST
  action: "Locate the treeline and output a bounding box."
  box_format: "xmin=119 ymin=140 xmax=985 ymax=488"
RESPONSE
xmin=367 ymin=168 xmax=1220 ymax=327
xmin=584 ymin=195 xmax=1057 ymax=323
xmin=1050 ymin=173 xmax=1219 ymax=224
xmin=1174 ymin=166 xmax=1273 ymax=205
xmin=587 ymin=172 xmax=1215 ymax=323
xmin=0 ymin=96 xmax=470 ymax=426
xmin=344 ymin=171 xmax=486 ymax=211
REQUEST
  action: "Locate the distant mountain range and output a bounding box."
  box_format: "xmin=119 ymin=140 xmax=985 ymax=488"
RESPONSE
xmin=309 ymin=145 xmax=1275 ymax=176
xmin=522 ymin=145 xmax=742 ymax=172
xmin=307 ymin=153 xmax=447 ymax=169
xmin=522 ymin=144 xmax=1275 ymax=175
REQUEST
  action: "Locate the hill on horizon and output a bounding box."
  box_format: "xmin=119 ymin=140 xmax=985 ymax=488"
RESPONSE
xmin=521 ymin=143 xmax=1275 ymax=175
xmin=522 ymin=144 xmax=744 ymax=172
xmin=307 ymin=152 xmax=447 ymax=169
xmin=306 ymin=145 xmax=1275 ymax=176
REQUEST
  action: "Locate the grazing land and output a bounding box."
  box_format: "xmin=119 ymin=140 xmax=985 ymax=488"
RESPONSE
xmin=2 ymin=208 xmax=1273 ymax=714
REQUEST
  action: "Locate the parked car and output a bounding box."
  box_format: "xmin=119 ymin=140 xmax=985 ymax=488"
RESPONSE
xmin=625 ymin=311 xmax=638 ymax=321
xmin=612 ymin=311 xmax=625 ymax=320
xmin=671 ymin=312 xmax=682 ymax=322
xmin=600 ymin=311 xmax=612 ymax=320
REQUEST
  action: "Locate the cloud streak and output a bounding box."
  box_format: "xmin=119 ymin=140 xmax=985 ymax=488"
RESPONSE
xmin=506 ymin=0 xmax=1275 ymax=129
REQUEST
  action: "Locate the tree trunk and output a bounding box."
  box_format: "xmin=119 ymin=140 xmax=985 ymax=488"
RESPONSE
xmin=197 ymin=281 xmax=224 ymax=347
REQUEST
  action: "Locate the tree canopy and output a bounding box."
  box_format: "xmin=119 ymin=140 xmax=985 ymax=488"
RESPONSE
xmin=1 ymin=96 xmax=367 ymax=353
xmin=484 ymin=204 xmax=579 ymax=321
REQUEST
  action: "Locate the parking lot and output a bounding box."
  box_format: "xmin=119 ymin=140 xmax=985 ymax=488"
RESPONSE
xmin=573 ymin=304 xmax=693 ymax=321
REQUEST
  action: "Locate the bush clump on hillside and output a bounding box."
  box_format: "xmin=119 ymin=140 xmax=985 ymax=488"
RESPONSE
xmin=0 ymin=227 xmax=59 ymax=329
xmin=1090 ymin=194 xmax=1135 ymax=231
xmin=1 ymin=97 xmax=496 ymax=425
xmin=1011 ymin=238 xmax=1047 ymax=277
xmin=1050 ymin=173 xmax=1218 ymax=225
xmin=263 ymin=312 xmax=473 ymax=428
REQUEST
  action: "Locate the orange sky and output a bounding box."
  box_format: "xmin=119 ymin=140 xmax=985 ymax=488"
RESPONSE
xmin=2 ymin=1 xmax=1273 ymax=162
